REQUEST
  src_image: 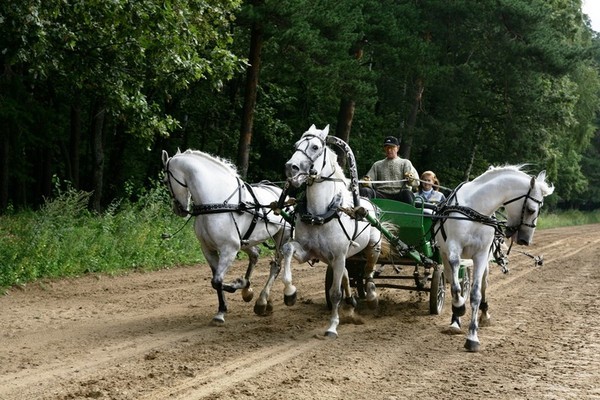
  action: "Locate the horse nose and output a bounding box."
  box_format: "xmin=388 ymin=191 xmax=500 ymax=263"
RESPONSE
xmin=517 ymin=238 xmax=530 ymax=246
xmin=285 ymin=162 xmax=298 ymax=177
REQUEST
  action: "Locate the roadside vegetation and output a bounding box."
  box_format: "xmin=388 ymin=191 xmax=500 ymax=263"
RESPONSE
xmin=2 ymin=184 xmax=598 ymax=290
xmin=0 ymin=182 xmax=204 ymax=290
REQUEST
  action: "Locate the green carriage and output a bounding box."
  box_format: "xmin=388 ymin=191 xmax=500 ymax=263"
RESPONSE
xmin=327 ymin=196 xmax=472 ymax=315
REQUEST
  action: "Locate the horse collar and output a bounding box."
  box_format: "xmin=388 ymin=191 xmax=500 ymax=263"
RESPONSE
xmin=298 ymin=191 xmax=343 ymax=225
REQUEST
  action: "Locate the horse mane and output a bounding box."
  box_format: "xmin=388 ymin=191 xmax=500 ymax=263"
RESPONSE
xmin=182 ymin=149 xmax=240 ymax=178
xmin=476 ymin=164 xmax=554 ymax=195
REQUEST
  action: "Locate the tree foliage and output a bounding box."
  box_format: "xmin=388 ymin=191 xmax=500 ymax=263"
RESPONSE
xmin=1 ymin=0 xmax=599 ymax=211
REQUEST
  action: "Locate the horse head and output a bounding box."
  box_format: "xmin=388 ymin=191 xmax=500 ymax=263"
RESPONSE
xmin=504 ymin=170 xmax=555 ymax=245
xmin=285 ymin=124 xmax=330 ymax=188
xmin=162 ymin=150 xmax=191 ymax=217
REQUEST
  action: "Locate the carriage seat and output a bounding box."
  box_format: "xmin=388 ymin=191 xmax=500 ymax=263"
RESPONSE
xmin=371 ymin=198 xmax=427 ymax=249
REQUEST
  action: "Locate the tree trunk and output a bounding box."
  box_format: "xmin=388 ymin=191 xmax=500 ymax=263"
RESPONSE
xmin=90 ymin=101 xmax=106 ymax=212
xmin=0 ymin=123 xmax=8 ymax=211
xmin=237 ymin=8 xmax=264 ymax=179
xmin=399 ymin=77 xmax=424 ymax=160
xmin=335 ymin=97 xmax=355 ymax=168
xmin=69 ymin=104 xmax=81 ymax=189
xmin=464 ymin=126 xmax=482 ymax=181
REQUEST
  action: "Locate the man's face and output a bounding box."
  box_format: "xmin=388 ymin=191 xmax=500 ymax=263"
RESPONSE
xmin=384 ymin=145 xmax=398 ymax=159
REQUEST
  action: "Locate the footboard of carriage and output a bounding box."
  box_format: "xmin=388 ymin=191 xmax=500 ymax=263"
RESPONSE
xmin=332 ymin=197 xmax=472 ymax=315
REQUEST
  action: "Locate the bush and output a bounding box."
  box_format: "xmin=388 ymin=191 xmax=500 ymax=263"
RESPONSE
xmin=0 ymin=184 xmax=204 ymax=289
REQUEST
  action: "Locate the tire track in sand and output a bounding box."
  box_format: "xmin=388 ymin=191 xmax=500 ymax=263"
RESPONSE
xmin=139 ymin=336 xmax=323 ymax=400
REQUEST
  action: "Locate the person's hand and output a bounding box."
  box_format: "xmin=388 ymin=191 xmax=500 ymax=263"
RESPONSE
xmin=361 ymin=176 xmax=372 ymax=188
xmin=404 ymin=172 xmax=418 ymax=186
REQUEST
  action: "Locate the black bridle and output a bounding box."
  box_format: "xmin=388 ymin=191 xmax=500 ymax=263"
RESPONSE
xmin=291 ymin=134 xmax=341 ymax=185
xmin=287 ymin=134 xmax=369 ymax=241
xmin=502 ymin=185 xmax=544 ymax=236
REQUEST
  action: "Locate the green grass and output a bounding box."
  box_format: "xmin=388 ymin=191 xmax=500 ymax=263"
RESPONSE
xmin=1 ymin=185 xmax=598 ymax=290
xmin=537 ymin=209 xmax=600 ymax=229
xmin=0 ymin=185 xmax=204 ymax=289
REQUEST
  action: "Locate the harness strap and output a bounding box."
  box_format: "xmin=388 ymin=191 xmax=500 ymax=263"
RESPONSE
xmin=186 ymin=180 xmax=277 ymax=246
xmin=298 ymin=192 xmax=343 ymax=225
xmin=240 ymin=183 xmax=261 ymax=242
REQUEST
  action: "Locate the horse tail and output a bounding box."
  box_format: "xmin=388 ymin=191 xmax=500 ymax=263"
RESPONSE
xmin=378 ymin=221 xmax=400 ymax=259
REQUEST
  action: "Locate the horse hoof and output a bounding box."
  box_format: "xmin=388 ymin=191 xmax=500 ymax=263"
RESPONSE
xmin=253 ymin=301 xmax=273 ymax=316
xmin=452 ymin=304 xmax=466 ymax=317
xmin=479 ymin=313 xmax=492 ymax=327
xmin=367 ymin=297 xmax=379 ymax=310
xmin=464 ymin=339 xmax=481 ymax=352
xmin=442 ymin=323 xmax=463 ymax=335
xmin=345 ymin=296 xmax=357 ymax=308
xmin=324 ymin=331 xmax=338 ymax=339
xmin=253 ymin=302 xmax=266 ymax=315
xmin=284 ymin=292 xmax=297 ymax=307
xmin=242 ymin=287 xmax=254 ymax=302
xmin=211 ymin=317 xmax=225 ymax=326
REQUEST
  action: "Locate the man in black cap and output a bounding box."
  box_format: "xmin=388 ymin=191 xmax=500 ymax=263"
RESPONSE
xmin=359 ymin=136 xmax=419 ymax=202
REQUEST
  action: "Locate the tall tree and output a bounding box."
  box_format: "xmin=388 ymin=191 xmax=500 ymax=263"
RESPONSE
xmin=0 ymin=0 xmax=243 ymax=211
xmin=238 ymin=0 xmax=264 ymax=179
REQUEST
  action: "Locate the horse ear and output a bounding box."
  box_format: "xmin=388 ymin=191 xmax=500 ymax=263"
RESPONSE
xmin=529 ymin=175 xmax=535 ymax=189
xmin=162 ymin=150 xmax=169 ymax=167
xmin=536 ymin=170 xmax=555 ymax=196
xmin=536 ymin=170 xmax=547 ymax=181
xmin=323 ymin=124 xmax=330 ymax=136
xmin=309 ymin=124 xmax=316 ymax=131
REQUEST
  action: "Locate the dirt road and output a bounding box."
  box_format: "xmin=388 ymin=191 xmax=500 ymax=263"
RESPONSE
xmin=1 ymin=224 xmax=599 ymax=400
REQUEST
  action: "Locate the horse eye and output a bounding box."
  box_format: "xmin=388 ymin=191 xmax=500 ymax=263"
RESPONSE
xmin=312 ymin=144 xmax=319 ymax=151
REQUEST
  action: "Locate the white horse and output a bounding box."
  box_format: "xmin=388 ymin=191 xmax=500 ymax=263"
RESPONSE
xmin=162 ymin=149 xmax=291 ymax=324
xmin=281 ymin=125 xmax=384 ymax=338
xmin=435 ymin=165 xmax=554 ymax=352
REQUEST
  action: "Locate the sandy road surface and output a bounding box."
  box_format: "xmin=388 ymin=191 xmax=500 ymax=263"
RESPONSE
xmin=1 ymin=224 xmax=599 ymax=400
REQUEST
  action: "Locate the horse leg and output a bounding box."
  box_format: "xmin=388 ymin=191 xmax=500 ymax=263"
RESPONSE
xmin=325 ymin=259 xmax=345 ymax=338
xmin=342 ymin=268 xmax=357 ymax=309
xmin=255 ymin=228 xmax=289 ymax=315
xmin=281 ymin=241 xmax=307 ymax=307
xmin=254 ymin=259 xmax=280 ymax=316
xmin=236 ymin=245 xmax=260 ymax=302
xmin=363 ymin=243 xmax=381 ymax=310
xmin=464 ymin=255 xmax=488 ymax=352
xmin=209 ymin=249 xmax=238 ymax=324
xmin=445 ymin=254 xmax=466 ymax=334
xmin=478 ymin=264 xmax=491 ymax=327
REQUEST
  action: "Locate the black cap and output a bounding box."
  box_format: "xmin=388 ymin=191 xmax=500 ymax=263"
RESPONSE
xmin=383 ymin=136 xmax=399 ymax=146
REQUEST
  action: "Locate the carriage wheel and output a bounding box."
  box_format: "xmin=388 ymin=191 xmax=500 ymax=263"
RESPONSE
xmin=429 ymin=265 xmax=445 ymax=315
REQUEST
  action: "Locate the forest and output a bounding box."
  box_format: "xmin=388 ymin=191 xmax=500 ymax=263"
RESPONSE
xmin=2 ymin=0 xmax=600 ymax=213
